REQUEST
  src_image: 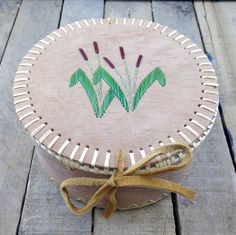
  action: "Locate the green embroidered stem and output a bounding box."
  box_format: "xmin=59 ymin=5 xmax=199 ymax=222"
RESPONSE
xmin=69 ymin=68 xmax=99 ymax=117
xmin=132 ymin=67 xmax=166 ymax=111
xmin=100 ymin=89 xmax=115 ymax=117
xmin=93 ymin=66 xmax=129 ymax=112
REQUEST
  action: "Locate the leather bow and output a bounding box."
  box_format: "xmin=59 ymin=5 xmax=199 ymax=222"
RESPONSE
xmin=60 ymin=143 xmax=195 ymax=218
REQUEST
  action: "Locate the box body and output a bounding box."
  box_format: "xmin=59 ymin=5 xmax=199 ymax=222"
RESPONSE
xmin=37 ymin=146 xmax=190 ymax=209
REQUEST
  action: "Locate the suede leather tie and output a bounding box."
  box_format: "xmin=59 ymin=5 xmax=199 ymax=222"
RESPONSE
xmin=60 ymin=143 xmax=195 ymax=218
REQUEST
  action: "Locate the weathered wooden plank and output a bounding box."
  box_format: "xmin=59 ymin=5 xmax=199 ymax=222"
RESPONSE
xmin=19 ymin=151 xmax=92 ymax=235
xmin=0 ymin=0 xmax=20 ymax=62
xmin=153 ymin=1 xmax=236 ymax=234
xmin=94 ymin=1 xmax=175 ymax=234
xmin=61 ymin=0 xmax=104 ymax=25
xmin=152 ymin=1 xmax=201 ymax=44
xmin=18 ymin=0 xmax=104 ymax=234
xmin=94 ymin=197 xmax=175 ymax=235
xmin=105 ymin=0 xmax=152 ymax=19
xmin=194 ymin=1 xmax=236 ymax=167
xmin=179 ymin=117 xmax=236 ymax=235
xmin=0 ymin=1 xmax=63 ymax=234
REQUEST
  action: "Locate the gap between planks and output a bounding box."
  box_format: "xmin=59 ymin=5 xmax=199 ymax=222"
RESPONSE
xmin=15 ymin=147 xmax=35 ymax=235
xmin=17 ymin=1 xmax=65 ymax=232
xmin=0 ymin=0 xmax=22 ymax=64
xmin=18 ymin=0 xmax=105 ymax=234
xmin=0 ymin=0 xmax=63 ymax=234
xmin=152 ymin=1 xmax=236 ymax=234
xmin=193 ymin=0 xmax=236 ymax=171
xmin=0 ymin=0 xmax=64 ymax=234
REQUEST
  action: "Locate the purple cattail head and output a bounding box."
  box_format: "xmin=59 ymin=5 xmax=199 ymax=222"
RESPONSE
xmin=119 ymin=46 xmax=125 ymax=59
xmin=93 ymin=41 xmax=99 ymax=54
xmin=79 ymin=48 xmax=88 ymax=61
xmin=103 ymin=57 xmax=115 ymax=69
xmin=136 ymin=55 xmax=143 ymax=68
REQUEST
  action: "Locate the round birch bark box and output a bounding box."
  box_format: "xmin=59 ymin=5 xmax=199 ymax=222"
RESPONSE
xmin=13 ymin=18 xmax=219 ymax=212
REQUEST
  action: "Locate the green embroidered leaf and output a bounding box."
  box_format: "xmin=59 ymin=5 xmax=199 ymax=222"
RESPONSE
xmin=93 ymin=66 xmax=129 ymax=113
xmin=132 ymin=67 xmax=166 ymax=111
xmin=100 ymin=89 xmax=115 ymax=117
xmin=69 ymin=68 xmax=99 ymax=117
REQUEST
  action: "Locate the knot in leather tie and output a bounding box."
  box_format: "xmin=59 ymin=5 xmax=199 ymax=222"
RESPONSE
xmin=107 ymin=173 xmax=117 ymax=187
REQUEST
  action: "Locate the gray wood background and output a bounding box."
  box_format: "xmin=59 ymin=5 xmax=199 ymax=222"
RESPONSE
xmin=0 ymin=1 xmax=235 ymax=234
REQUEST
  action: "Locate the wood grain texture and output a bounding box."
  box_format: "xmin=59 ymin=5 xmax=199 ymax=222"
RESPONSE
xmin=153 ymin=1 xmax=236 ymax=234
xmin=178 ymin=116 xmax=236 ymax=235
xmin=0 ymin=0 xmax=20 ymax=62
xmin=94 ymin=1 xmax=175 ymax=234
xmin=94 ymin=197 xmax=175 ymax=235
xmin=152 ymin=1 xmax=201 ymax=44
xmin=0 ymin=0 xmax=63 ymax=234
xmin=105 ymin=0 xmax=152 ymax=19
xmin=18 ymin=0 xmax=104 ymax=234
xmin=61 ymin=0 xmax=104 ymax=25
xmin=194 ymin=1 xmax=236 ymax=166
xmin=19 ymin=151 xmax=92 ymax=235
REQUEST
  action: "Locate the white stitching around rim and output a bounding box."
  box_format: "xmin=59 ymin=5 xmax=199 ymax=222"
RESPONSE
xmin=13 ymin=18 xmax=219 ymax=174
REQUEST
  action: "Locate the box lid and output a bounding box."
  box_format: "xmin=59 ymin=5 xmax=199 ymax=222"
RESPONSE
xmin=13 ymin=18 xmax=219 ymax=173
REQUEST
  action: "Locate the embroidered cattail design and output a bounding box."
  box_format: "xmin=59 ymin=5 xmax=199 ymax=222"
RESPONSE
xmin=69 ymin=42 xmax=166 ymax=118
